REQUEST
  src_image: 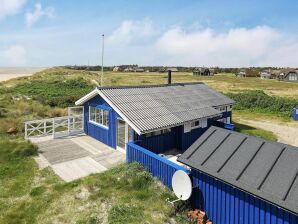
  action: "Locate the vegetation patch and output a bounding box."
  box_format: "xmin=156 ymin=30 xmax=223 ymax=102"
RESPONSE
xmin=108 ymin=204 xmax=144 ymax=224
xmin=227 ymin=90 xmax=298 ymax=118
xmin=234 ymin=122 xmax=277 ymax=141
xmin=13 ymin=78 xmax=93 ymax=107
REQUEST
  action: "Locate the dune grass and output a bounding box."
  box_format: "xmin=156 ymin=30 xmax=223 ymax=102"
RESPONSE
xmin=0 ymin=138 xmax=189 ymax=224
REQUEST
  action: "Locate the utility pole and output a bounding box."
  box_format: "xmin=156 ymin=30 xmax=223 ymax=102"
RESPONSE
xmin=101 ymin=34 xmax=104 ymax=86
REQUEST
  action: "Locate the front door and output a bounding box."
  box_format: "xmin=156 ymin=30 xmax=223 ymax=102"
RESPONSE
xmin=117 ymin=118 xmax=133 ymax=150
xmin=117 ymin=118 xmax=126 ymax=149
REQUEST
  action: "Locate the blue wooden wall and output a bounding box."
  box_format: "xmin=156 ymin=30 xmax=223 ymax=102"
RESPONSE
xmin=134 ymin=112 xmax=232 ymax=154
xmin=126 ymin=142 xmax=190 ymax=189
xmin=133 ymin=127 xmax=178 ymax=154
xmin=83 ymin=95 xmax=117 ymax=148
xmin=191 ymin=170 xmax=298 ymax=224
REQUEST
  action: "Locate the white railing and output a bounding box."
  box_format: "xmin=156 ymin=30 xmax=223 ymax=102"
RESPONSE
xmin=25 ymin=115 xmax=84 ymax=139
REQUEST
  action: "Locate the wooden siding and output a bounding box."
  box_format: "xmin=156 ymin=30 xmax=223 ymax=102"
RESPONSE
xmin=83 ymin=95 xmax=117 ymax=148
xmin=192 ymin=170 xmax=298 ymax=224
xmin=126 ymin=142 xmax=189 ymax=189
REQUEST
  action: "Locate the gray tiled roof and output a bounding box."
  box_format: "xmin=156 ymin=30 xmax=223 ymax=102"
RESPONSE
xmin=178 ymin=126 xmax=298 ymax=215
xmin=98 ymin=83 xmax=234 ymax=134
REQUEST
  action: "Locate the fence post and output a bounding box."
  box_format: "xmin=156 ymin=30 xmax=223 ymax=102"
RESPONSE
xmin=52 ymin=118 xmax=55 ymax=138
xmin=25 ymin=122 xmax=28 ymax=139
xmin=68 ymin=117 xmax=71 ymax=136
xmin=44 ymin=121 xmax=46 ymax=136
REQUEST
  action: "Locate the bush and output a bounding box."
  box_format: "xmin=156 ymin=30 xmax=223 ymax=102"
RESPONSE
xmin=131 ymin=171 xmax=152 ymax=189
xmin=227 ymin=90 xmax=298 ymax=117
xmin=13 ymin=78 xmax=94 ymax=107
xmin=30 ymin=186 xmax=46 ymax=197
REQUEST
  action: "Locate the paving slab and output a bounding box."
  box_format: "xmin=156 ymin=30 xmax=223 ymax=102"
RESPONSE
xmin=33 ymin=135 xmax=126 ymax=181
xmin=52 ymin=157 xmax=107 ymax=182
xmin=38 ymin=139 xmax=89 ymax=164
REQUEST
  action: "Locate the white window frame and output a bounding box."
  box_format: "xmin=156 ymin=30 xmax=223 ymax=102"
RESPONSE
xmin=190 ymin=120 xmax=201 ymax=129
xmin=215 ymin=105 xmax=227 ymax=112
xmin=89 ymin=106 xmax=109 ymax=129
xmin=227 ymin=104 xmax=232 ymax=112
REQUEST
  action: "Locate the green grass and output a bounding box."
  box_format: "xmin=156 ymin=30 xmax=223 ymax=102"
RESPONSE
xmin=234 ymin=122 xmax=277 ymax=141
xmin=0 ymin=138 xmax=189 ymax=223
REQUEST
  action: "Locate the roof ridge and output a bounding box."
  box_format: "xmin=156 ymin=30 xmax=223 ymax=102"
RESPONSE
xmin=97 ymin=82 xmax=204 ymax=90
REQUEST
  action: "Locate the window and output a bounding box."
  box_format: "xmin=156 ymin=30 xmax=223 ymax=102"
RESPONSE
xmin=227 ymin=105 xmax=232 ymax=112
xmin=217 ymin=118 xmax=227 ymax=123
xmin=145 ymin=128 xmax=171 ymax=138
xmin=216 ymin=105 xmax=226 ymax=112
xmin=191 ymin=120 xmax=200 ymax=128
xmin=289 ymin=73 xmax=297 ymax=81
xmin=89 ymin=106 xmax=109 ymax=128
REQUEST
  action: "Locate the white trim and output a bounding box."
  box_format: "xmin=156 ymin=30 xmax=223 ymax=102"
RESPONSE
xmin=88 ymin=106 xmax=109 ymax=129
xmin=75 ymin=89 xmax=98 ymax=105
xmin=96 ymin=89 xmax=143 ymax=135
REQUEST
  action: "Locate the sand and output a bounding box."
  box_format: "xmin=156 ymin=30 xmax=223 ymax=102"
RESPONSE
xmin=238 ymin=119 xmax=298 ymax=147
xmin=0 ymin=67 xmax=47 ymax=82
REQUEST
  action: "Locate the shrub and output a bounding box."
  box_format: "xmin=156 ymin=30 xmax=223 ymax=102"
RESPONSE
xmin=13 ymin=78 xmax=94 ymax=107
xmin=131 ymin=171 xmax=153 ymax=189
xmin=30 ymin=186 xmax=46 ymax=197
xmin=227 ymin=90 xmax=298 ymax=117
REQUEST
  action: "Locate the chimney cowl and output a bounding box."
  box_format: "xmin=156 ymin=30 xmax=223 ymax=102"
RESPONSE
xmin=168 ymin=70 xmax=172 ymax=84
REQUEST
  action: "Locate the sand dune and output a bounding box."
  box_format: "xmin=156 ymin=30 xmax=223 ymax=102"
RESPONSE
xmin=0 ymin=67 xmax=47 ymax=82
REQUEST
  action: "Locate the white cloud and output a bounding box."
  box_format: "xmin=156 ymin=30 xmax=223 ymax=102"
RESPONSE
xmin=25 ymin=3 xmax=54 ymax=27
xmin=107 ymin=19 xmax=154 ymax=44
xmin=0 ymin=45 xmax=26 ymax=66
xmin=0 ymin=0 xmax=26 ymax=20
xmin=155 ymin=26 xmax=284 ymax=67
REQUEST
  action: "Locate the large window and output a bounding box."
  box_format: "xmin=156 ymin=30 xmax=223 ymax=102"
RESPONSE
xmin=89 ymin=106 xmax=109 ymax=128
xmin=289 ymin=73 xmax=298 ymax=81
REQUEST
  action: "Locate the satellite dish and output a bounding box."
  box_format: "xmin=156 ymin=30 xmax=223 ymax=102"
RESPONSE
xmin=172 ymin=170 xmax=192 ymax=201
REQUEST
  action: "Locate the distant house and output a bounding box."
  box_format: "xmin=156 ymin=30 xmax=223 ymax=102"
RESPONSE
xmin=236 ymin=69 xmax=246 ymax=77
xmin=113 ymin=66 xmax=120 ymax=72
xmin=193 ymin=67 xmax=214 ymax=76
xmin=260 ymin=70 xmax=271 ymax=79
xmin=270 ymin=70 xmax=281 ymax=79
xmin=279 ymin=69 xmax=298 ymax=82
xmin=123 ymin=67 xmax=133 ymax=72
xmin=123 ymin=66 xmax=145 ymax=72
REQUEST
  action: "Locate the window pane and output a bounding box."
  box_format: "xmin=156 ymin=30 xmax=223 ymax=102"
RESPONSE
xmin=105 ymin=110 xmax=109 ymax=126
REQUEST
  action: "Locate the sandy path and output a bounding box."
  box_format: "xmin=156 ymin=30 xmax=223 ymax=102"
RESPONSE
xmin=238 ymin=119 xmax=298 ymax=147
xmin=0 ymin=67 xmax=46 ymax=82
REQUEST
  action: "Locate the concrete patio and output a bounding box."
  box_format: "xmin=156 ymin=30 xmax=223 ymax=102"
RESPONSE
xmin=31 ymin=135 xmax=126 ymax=182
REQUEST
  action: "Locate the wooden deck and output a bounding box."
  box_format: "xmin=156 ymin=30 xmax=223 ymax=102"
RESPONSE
xmin=32 ymin=135 xmax=126 ymax=181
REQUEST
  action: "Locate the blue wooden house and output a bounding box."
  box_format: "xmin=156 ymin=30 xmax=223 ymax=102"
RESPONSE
xmin=75 ymin=81 xmax=298 ymax=223
xmin=75 ymin=82 xmax=234 ymax=154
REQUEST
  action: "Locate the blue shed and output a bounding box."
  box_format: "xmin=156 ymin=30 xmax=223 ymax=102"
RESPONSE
xmin=75 ymin=82 xmax=234 ymax=153
xmin=293 ymin=107 xmax=298 ymax=121
xmin=178 ymin=126 xmax=298 ymax=224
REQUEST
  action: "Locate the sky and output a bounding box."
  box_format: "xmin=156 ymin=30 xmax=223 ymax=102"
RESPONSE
xmin=1 ymin=0 xmax=298 ymax=67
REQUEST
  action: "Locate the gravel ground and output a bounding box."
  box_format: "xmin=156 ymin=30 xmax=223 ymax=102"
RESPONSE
xmin=239 ymin=119 xmax=298 ymax=147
